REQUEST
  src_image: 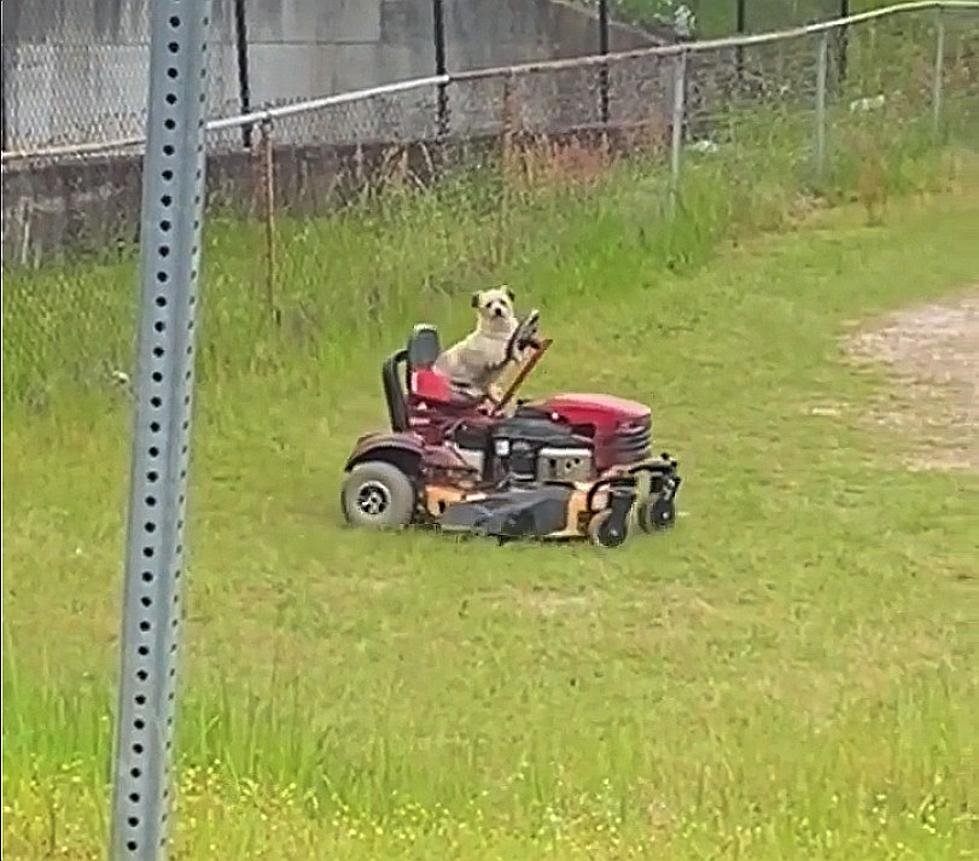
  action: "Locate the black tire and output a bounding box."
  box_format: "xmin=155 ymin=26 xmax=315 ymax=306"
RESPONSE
xmin=587 ymin=509 xmax=628 ymax=548
xmin=341 ymin=461 xmax=416 ymax=529
xmin=637 ymin=496 xmax=676 ymax=533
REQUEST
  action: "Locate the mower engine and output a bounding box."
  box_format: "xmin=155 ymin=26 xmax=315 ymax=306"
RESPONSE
xmin=488 ymin=411 xmax=594 ymax=484
xmin=451 ymin=393 xmax=655 ymax=490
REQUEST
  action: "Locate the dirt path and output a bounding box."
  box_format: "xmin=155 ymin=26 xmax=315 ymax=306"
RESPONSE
xmin=847 ymin=291 xmax=979 ymax=472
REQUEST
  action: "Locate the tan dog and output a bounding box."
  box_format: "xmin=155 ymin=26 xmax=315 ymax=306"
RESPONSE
xmin=435 ymin=287 xmax=518 ymax=400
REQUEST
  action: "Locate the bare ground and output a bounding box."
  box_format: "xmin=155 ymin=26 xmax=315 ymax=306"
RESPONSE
xmin=846 ymin=291 xmax=979 ymax=472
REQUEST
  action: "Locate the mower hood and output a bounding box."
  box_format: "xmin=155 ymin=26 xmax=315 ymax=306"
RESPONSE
xmin=530 ymin=393 xmax=650 ymax=429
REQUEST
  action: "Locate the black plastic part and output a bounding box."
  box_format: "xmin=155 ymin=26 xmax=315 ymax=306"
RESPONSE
xmin=586 ymin=475 xmax=636 ymax=513
xmin=452 ymin=422 xmax=490 ymax=451
xmin=382 ymin=349 xmax=409 ymax=432
xmin=636 ymin=464 xmax=682 ymax=532
xmin=606 ymin=485 xmax=635 ymax=534
xmin=491 ymin=414 xmax=579 ymax=447
xmin=438 ymin=485 xmax=573 ymax=539
xmin=648 ymin=495 xmax=676 ymax=529
xmin=407 ymin=324 xmax=441 ymax=369
xmin=506 ymin=310 xmax=540 ymax=361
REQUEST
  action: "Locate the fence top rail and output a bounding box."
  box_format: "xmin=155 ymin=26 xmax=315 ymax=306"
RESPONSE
xmin=2 ymin=0 xmax=976 ymax=165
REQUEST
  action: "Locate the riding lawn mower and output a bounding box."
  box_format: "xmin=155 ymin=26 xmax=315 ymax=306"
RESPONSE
xmin=340 ymin=311 xmax=681 ymax=547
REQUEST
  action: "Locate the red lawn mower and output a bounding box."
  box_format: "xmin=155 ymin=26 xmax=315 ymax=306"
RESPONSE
xmin=340 ymin=311 xmax=681 ymax=547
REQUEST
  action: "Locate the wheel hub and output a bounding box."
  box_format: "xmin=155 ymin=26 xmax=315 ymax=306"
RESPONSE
xmin=357 ymin=482 xmax=390 ymax=516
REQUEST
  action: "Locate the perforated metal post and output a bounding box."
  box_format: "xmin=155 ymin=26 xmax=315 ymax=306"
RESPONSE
xmin=931 ymin=7 xmax=945 ymax=136
xmin=110 ymin=0 xmax=211 ymax=859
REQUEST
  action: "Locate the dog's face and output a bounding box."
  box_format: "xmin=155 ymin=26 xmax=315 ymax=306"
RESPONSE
xmin=471 ymin=286 xmax=516 ymax=330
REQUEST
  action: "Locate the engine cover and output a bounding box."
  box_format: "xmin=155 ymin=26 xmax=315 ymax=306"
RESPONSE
xmin=528 ymin=393 xmax=653 ymax=470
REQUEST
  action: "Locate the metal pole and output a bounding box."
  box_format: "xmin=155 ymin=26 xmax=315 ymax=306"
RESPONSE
xmin=838 ymin=0 xmax=850 ymax=84
xmin=932 ymin=7 xmax=945 ymax=137
xmin=735 ymin=0 xmax=747 ymax=80
xmin=669 ymin=49 xmax=687 ymax=215
xmin=497 ymin=73 xmax=515 ymax=265
xmin=815 ymin=30 xmax=828 ymax=179
xmin=234 ymin=0 xmax=253 ymax=148
xmin=598 ymin=0 xmax=611 ymax=125
xmin=260 ymin=119 xmax=278 ymax=322
xmin=432 ymin=0 xmax=449 ymax=145
xmin=110 ymin=0 xmax=211 ymax=857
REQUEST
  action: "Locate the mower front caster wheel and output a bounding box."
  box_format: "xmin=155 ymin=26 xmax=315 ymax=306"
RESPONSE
xmin=587 ymin=509 xmax=628 ymax=548
xmin=341 ymin=461 xmax=415 ymax=529
xmin=637 ymin=496 xmax=676 ymax=532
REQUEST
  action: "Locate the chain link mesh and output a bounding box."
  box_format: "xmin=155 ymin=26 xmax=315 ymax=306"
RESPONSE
xmin=2 ymin=7 xmax=977 ymax=408
xmin=1 ymin=1 xmax=242 ymax=152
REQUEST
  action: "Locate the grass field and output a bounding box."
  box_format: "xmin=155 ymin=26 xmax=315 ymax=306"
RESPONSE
xmin=610 ymin=0 xmax=904 ymax=36
xmin=4 ymin=124 xmax=979 ymax=860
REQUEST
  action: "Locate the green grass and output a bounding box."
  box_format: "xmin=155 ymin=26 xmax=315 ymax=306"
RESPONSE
xmin=4 ymin=145 xmax=979 ymax=858
xmin=4 ymin=43 xmax=979 ymax=854
xmin=606 ymin=0 xmax=907 ymax=36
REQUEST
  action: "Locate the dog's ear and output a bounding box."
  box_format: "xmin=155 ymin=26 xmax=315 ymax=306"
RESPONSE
xmin=505 ymin=286 xmax=515 ymax=303
xmin=470 ymin=291 xmax=481 ymax=308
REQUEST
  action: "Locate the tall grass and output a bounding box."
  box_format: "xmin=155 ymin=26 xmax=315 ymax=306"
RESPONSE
xmin=2 ymin=91 xmax=966 ymax=411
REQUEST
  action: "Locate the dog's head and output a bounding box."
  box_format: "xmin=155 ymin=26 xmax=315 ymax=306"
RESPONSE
xmin=471 ymin=286 xmax=516 ymax=332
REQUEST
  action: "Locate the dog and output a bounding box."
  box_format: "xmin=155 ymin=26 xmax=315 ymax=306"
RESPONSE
xmin=435 ymin=286 xmax=519 ymax=401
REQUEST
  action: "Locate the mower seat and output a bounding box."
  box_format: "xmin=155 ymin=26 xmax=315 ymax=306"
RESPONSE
xmin=407 ymin=324 xmax=441 ymax=369
xmin=406 ymin=324 xmax=480 ymax=411
xmin=406 ymin=324 xmax=451 ymax=402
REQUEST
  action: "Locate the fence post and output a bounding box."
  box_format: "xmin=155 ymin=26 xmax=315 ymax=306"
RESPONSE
xmin=259 ymin=118 xmax=279 ymax=323
xmin=735 ymin=0 xmax=746 ymax=80
xmin=598 ymin=0 xmax=611 ymax=125
xmin=931 ymin=7 xmax=945 ymax=138
xmin=234 ymin=0 xmax=253 ymax=149
xmin=432 ymin=0 xmax=449 ymax=149
xmin=669 ymin=49 xmax=687 ymax=215
xmin=838 ymin=0 xmax=850 ymax=85
xmin=815 ymin=30 xmax=829 ymax=179
xmin=497 ymin=73 xmax=515 ymax=265
xmin=110 ymin=0 xmax=211 ymax=857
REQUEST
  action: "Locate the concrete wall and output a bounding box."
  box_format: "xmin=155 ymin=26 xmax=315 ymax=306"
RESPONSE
xmin=1 ymin=122 xmax=670 ymax=265
xmin=2 ymin=0 xmax=659 ymax=149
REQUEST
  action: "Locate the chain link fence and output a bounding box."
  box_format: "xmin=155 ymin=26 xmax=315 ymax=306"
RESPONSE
xmin=2 ymin=3 xmax=977 ymax=409
xmin=0 ymin=0 xmax=242 ymax=152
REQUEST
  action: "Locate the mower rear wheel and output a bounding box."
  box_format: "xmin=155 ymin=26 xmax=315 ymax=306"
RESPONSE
xmin=587 ymin=509 xmax=628 ymax=548
xmin=637 ymin=496 xmax=676 ymax=532
xmin=341 ymin=461 xmax=416 ymax=529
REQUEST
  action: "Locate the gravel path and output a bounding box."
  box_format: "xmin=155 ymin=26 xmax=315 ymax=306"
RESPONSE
xmin=848 ymin=291 xmax=979 ymax=472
